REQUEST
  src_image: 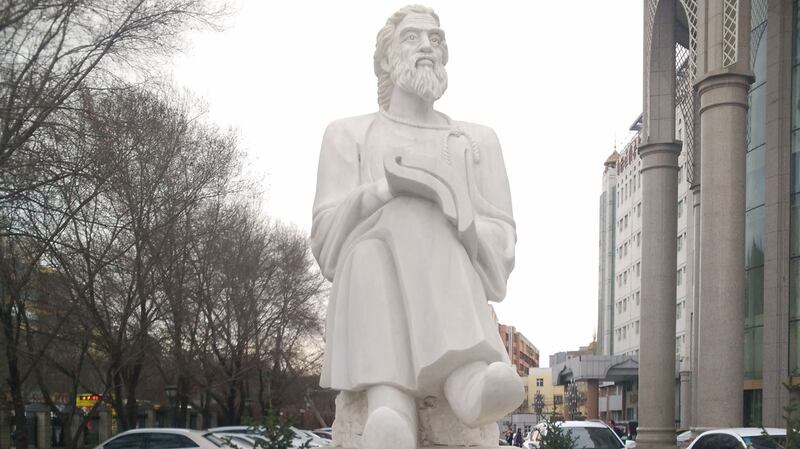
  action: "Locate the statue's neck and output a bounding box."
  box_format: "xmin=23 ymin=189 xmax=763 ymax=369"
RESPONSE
xmin=387 ymin=89 xmax=447 ymax=126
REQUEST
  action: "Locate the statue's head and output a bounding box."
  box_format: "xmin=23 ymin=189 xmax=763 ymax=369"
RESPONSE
xmin=374 ymin=5 xmax=449 ymax=110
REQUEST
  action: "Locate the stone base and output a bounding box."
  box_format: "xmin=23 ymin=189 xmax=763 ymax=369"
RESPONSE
xmin=332 ymin=391 xmax=499 ymax=448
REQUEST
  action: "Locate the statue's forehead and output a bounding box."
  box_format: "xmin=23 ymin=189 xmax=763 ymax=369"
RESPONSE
xmin=394 ymin=13 xmax=441 ymax=36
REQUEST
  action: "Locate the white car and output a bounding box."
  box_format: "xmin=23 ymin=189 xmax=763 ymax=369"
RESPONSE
xmin=94 ymin=428 xmax=233 ymax=449
xmin=208 ymin=426 xmax=330 ymax=448
xmin=525 ymin=421 xmax=635 ymax=449
xmin=685 ymin=428 xmax=786 ymax=449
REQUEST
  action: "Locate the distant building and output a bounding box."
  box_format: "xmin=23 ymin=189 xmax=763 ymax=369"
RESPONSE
xmin=498 ymin=323 xmax=540 ymax=377
xmin=527 ymin=367 xmax=565 ymax=418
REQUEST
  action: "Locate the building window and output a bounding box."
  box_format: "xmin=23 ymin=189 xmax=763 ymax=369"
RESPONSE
xmin=536 ymin=378 xmax=544 ymax=387
xmin=677 ymin=268 xmax=682 ymax=286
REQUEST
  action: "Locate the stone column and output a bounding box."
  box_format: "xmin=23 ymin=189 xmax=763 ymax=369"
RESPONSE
xmin=637 ymin=140 xmax=681 ymax=449
xmin=35 ymin=412 xmax=51 ymax=449
xmin=638 ymin=0 xmax=680 ymax=446
xmin=692 ymin=0 xmax=752 ymax=431
xmin=585 ymin=380 xmax=599 ymax=420
xmin=679 ymin=371 xmax=691 ymax=428
xmin=689 ymin=187 xmax=700 ymax=430
xmin=694 ymin=71 xmax=751 ymax=430
xmin=97 ymin=409 xmax=112 ymax=443
xmin=761 ymin=0 xmax=793 ymax=427
xmin=146 ymin=410 xmax=156 ymax=428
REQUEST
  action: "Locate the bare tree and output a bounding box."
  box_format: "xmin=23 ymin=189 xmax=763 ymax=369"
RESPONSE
xmin=0 ymin=0 xmax=225 ymax=169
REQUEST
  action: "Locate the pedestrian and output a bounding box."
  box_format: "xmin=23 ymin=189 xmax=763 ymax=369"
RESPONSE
xmin=608 ymin=419 xmax=622 ymax=437
xmin=506 ymin=427 xmax=514 ymax=445
xmin=514 ymin=428 xmax=524 ymax=447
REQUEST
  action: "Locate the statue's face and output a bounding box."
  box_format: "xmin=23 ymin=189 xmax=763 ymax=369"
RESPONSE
xmin=388 ymin=12 xmax=448 ymax=102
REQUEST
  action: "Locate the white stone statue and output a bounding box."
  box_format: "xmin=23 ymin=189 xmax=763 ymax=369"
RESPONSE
xmin=310 ymin=5 xmax=523 ymax=449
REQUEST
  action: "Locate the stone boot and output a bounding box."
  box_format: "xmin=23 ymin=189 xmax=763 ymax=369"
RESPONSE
xmin=444 ymin=361 xmax=524 ymax=427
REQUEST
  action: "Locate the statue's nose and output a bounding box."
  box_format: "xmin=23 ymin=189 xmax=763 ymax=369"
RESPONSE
xmin=418 ymin=33 xmax=433 ymax=52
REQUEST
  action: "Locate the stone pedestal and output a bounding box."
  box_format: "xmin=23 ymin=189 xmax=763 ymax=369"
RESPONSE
xmin=332 ymin=392 xmax=500 ymax=448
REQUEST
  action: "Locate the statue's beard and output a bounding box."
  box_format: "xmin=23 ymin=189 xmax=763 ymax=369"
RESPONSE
xmin=389 ymin=50 xmax=448 ymax=103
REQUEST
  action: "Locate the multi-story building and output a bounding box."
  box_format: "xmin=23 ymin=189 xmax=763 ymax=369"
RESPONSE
xmin=498 ymin=323 xmax=540 ymax=377
xmin=527 ymin=367 xmax=565 ymax=418
xmin=595 ymin=0 xmax=796 ymax=431
xmin=594 ymin=114 xmax=692 ymax=422
xmin=598 ymin=120 xmax=690 ymax=361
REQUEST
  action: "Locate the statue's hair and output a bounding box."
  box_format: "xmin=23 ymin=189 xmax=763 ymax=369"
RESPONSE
xmin=374 ymin=5 xmax=448 ymax=110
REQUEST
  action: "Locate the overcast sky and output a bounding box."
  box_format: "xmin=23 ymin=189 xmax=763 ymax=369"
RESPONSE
xmin=171 ymin=1 xmax=644 ymax=367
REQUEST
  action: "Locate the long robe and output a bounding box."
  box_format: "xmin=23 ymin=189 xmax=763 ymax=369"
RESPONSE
xmin=310 ymin=111 xmax=516 ymax=397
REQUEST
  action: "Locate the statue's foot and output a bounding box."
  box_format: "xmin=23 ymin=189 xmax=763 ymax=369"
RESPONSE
xmin=444 ymin=361 xmax=524 ymax=427
xmin=362 ymin=406 xmax=416 ymax=449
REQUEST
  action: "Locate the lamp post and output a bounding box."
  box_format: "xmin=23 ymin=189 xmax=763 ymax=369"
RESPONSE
xmin=164 ymin=385 xmax=178 ymax=428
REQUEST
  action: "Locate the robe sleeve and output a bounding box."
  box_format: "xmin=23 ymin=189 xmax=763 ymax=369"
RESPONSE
xmin=470 ymin=126 xmax=517 ymax=302
xmin=310 ymin=119 xmax=388 ymax=281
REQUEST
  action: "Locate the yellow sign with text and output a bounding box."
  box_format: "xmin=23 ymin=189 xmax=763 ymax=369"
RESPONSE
xmin=76 ymin=394 xmax=101 ymax=407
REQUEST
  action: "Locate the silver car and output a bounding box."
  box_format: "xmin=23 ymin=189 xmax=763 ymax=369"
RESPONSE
xmin=685 ymin=428 xmax=786 ymax=449
xmin=94 ymin=428 xmax=232 ymax=449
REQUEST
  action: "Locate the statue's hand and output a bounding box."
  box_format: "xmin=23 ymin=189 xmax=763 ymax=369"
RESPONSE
xmin=362 ymin=179 xmax=394 ymax=212
xmin=384 ymin=150 xmax=459 ymax=224
xmin=383 ymin=148 xmax=478 ymax=260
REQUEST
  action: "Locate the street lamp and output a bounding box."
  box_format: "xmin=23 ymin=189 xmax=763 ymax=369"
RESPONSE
xmin=164 ymin=385 xmax=178 ymax=428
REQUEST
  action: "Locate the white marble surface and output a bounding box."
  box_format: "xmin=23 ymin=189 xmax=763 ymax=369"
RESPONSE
xmin=310 ymin=5 xmax=521 ymax=449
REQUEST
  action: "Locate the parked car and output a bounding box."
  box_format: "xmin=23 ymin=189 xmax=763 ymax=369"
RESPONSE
xmin=677 ymin=430 xmax=695 ymax=449
xmin=525 ymin=421 xmax=635 ymax=449
xmin=312 ymin=428 xmax=332 ymax=440
xmin=94 ymin=428 xmax=232 ymax=449
xmin=685 ymin=428 xmax=786 ymax=449
xmin=290 ymin=427 xmax=331 ymax=446
xmin=208 ymin=426 xmax=330 ymax=448
xmin=213 ymin=434 xmax=258 ymax=449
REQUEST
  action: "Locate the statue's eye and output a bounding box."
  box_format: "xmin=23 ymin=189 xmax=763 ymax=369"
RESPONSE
xmin=430 ymin=35 xmax=441 ymax=46
xmin=404 ymin=33 xmax=416 ymax=42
